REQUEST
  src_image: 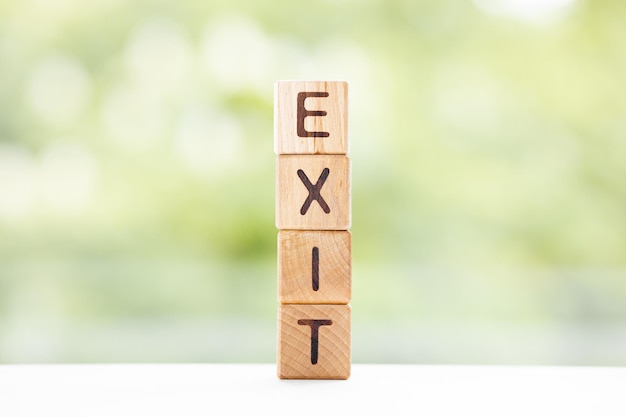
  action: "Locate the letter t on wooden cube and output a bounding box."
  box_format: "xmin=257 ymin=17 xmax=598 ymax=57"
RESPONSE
xmin=278 ymin=304 xmax=351 ymax=379
xmin=274 ymin=81 xmax=349 ymax=155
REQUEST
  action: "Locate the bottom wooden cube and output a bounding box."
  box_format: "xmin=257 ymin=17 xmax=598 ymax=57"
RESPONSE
xmin=277 ymin=304 xmax=351 ymax=380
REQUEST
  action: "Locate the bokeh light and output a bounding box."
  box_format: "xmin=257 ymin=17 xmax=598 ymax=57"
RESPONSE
xmin=1 ymin=0 xmax=625 ymax=365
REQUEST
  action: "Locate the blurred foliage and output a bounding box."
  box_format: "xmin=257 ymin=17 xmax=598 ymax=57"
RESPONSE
xmin=1 ymin=0 xmax=626 ymax=364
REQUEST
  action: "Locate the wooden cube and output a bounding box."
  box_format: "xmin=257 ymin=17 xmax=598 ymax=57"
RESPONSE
xmin=276 ymin=155 xmax=350 ymax=230
xmin=277 ymin=304 xmax=351 ymax=379
xmin=274 ymin=81 xmax=348 ymax=155
xmin=278 ymin=231 xmax=351 ymax=304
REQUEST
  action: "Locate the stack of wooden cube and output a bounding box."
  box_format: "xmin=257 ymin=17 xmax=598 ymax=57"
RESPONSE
xmin=274 ymin=81 xmax=351 ymax=380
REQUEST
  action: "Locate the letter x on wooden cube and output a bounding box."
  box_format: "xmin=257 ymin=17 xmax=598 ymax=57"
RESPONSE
xmin=276 ymin=155 xmax=350 ymax=230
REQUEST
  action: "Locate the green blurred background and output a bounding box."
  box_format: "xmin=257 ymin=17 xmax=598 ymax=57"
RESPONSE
xmin=1 ymin=0 xmax=625 ymax=365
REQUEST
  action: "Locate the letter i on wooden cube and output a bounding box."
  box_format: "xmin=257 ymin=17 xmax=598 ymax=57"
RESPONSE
xmin=274 ymin=80 xmax=351 ymax=380
xmin=278 ymin=230 xmax=351 ymax=304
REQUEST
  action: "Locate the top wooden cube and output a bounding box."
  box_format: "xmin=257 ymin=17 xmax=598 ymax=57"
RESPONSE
xmin=274 ymin=81 xmax=349 ymax=155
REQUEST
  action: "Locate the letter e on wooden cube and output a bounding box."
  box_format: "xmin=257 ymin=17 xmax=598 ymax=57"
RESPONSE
xmin=274 ymin=81 xmax=348 ymax=155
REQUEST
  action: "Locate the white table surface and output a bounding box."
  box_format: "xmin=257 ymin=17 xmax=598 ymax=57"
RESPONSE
xmin=1 ymin=364 xmax=625 ymax=417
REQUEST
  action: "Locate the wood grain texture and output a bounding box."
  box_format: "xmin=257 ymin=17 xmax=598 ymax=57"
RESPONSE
xmin=274 ymin=81 xmax=348 ymax=155
xmin=278 ymin=304 xmax=351 ymax=380
xmin=276 ymin=155 xmax=351 ymax=230
xmin=278 ymin=231 xmax=351 ymax=304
